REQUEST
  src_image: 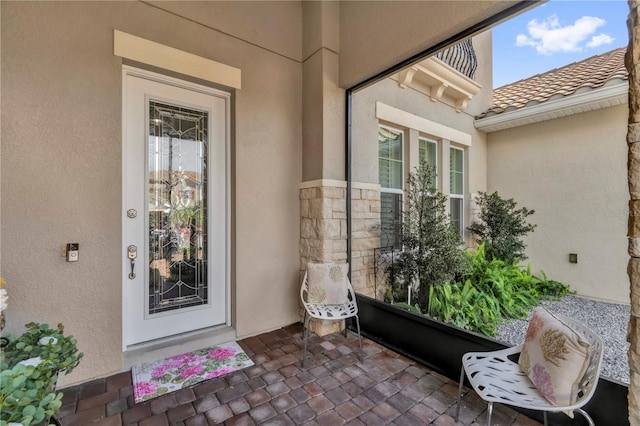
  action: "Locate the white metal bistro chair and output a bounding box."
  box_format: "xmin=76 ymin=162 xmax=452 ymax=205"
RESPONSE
xmin=455 ymin=312 xmax=603 ymax=426
xmin=300 ymin=264 xmax=364 ymax=367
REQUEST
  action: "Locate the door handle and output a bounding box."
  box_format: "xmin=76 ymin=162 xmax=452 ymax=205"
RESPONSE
xmin=127 ymin=245 xmax=137 ymax=279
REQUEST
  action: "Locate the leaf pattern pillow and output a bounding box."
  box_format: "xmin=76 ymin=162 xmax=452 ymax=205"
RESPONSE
xmin=307 ymin=263 xmax=349 ymax=305
xmin=518 ymin=307 xmax=591 ymax=413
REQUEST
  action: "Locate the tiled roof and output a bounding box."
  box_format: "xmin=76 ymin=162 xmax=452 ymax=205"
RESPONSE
xmin=479 ymin=47 xmax=627 ymax=118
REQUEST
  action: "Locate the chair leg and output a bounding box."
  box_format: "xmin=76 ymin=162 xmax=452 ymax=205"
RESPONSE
xmin=543 ymin=411 xmax=548 ymax=426
xmin=455 ymin=365 xmax=465 ymax=422
xmin=575 ymin=408 xmax=594 ymax=426
xmin=301 ymin=311 xmax=307 ymax=340
xmin=302 ymin=316 xmax=311 ymax=368
xmin=354 ymin=315 xmax=364 ymax=363
xmin=486 ymin=401 xmax=493 ymax=426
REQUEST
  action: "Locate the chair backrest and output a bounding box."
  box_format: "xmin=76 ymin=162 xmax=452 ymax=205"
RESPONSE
xmin=300 ymin=264 xmax=356 ymax=305
xmin=553 ymin=312 xmax=604 ymax=407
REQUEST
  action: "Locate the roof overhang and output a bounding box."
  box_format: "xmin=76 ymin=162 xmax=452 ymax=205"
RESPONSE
xmin=474 ymin=80 xmax=628 ymax=132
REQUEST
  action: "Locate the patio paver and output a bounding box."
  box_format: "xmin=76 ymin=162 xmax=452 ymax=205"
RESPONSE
xmin=56 ymin=323 xmax=541 ymax=425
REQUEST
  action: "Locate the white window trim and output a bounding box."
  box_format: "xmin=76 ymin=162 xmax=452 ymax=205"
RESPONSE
xmin=419 ymin=137 xmax=438 ymax=190
xmin=450 ymin=194 xmax=464 ymax=237
xmin=383 ymin=188 xmax=404 ymax=195
xmin=379 ymin=125 xmax=406 ymax=250
xmin=378 ymin=121 xmax=470 ymax=244
xmin=449 ymin=146 xmax=465 ymax=236
xmin=376 ymin=101 xmax=471 ymax=147
xmin=378 ymin=124 xmax=405 ymax=192
xmin=449 ymin=146 xmax=464 ymax=196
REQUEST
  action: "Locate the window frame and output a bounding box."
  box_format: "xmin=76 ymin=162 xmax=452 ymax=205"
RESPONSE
xmin=377 ymin=123 xmax=469 ymax=247
xmin=419 ymin=137 xmax=438 ymax=190
xmin=449 ymin=145 xmax=465 ymax=238
xmin=378 ymin=125 xmax=405 ymax=249
xmin=378 ymin=125 xmax=405 ymax=191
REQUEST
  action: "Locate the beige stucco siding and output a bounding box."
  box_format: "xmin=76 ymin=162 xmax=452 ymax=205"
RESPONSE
xmin=148 ymin=1 xmax=303 ymax=62
xmin=339 ymin=0 xmax=522 ymax=88
xmin=352 ymin=78 xmax=489 ymax=192
xmin=351 ymin=32 xmax=493 ymax=241
xmin=486 ymin=104 xmax=629 ymax=304
xmin=0 ymin=0 xmax=548 ymax=389
xmin=1 ymin=1 xmax=302 ymax=385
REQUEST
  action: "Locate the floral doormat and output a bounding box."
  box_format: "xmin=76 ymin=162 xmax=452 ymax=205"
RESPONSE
xmin=131 ymin=341 xmax=254 ymax=403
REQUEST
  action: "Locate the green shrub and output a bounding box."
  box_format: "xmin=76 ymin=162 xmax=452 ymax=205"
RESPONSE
xmin=427 ymin=279 xmax=500 ymax=335
xmin=1 ymin=323 xmax=83 ymax=426
xmin=468 ymin=191 xmax=536 ymax=263
xmin=385 ymin=163 xmax=469 ymax=308
xmin=385 ymin=182 xmax=570 ymax=337
xmin=0 ymin=363 xmax=64 ymax=426
xmin=3 ymin=323 xmax=83 ymax=376
xmin=425 ymin=244 xmax=572 ymax=336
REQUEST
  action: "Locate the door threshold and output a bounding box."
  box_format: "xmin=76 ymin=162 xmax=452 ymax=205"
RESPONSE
xmin=123 ymin=325 xmax=236 ymax=370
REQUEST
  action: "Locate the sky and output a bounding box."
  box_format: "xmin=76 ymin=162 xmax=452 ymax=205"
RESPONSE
xmin=492 ymin=0 xmax=628 ymax=88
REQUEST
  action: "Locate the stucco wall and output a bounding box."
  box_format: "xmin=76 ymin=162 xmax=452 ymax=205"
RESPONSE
xmin=351 ymin=78 xmax=489 ymax=191
xmin=1 ymin=1 xmax=302 ymax=385
xmin=339 ymin=0 xmax=522 ymax=88
xmin=486 ymin=105 xmax=629 ymax=304
xmin=346 ymin=34 xmax=492 ymax=299
xmin=301 ymin=1 xmax=345 ymax=182
xmin=351 ymin=33 xmax=492 ymax=234
xmin=149 ymin=1 xmax=303 ymax=62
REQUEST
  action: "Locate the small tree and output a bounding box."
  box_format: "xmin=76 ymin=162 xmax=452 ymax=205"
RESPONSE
xmin=386 ymin=164 xmax=469 ymax=308
xmin=468 ymin=191 xmax=536 ymax=263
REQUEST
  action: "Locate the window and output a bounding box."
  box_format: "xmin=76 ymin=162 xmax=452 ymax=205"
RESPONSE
xmin=419 ymin=138 xmax=437 ymax=189
xmin=378 ymin=126 xmax=403 ymax=249
xmin=450 ymin=146 xmax=464 ymax=237
xmin=378 ymin=121 xmax=467 ymax=249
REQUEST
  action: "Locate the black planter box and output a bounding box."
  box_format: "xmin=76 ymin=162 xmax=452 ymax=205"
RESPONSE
xmin=353 ymin=294 xmax=629 ymax=426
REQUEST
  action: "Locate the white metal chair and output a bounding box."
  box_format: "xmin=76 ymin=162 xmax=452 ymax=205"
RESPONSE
xmin=455 ymin=313 xmax=603 ymax=426
xmin=300 ymin=267 xmax=364 ymax=367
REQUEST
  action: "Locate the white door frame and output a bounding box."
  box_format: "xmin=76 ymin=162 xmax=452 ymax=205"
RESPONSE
xmin=121 ymin=66 xmax=231 ymax=350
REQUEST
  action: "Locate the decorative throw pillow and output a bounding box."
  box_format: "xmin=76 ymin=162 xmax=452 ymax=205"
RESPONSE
xmin=306 ymin=263 xmax=349 ymax=305
xmin=518 ymin=307 xmax=591 ymax=411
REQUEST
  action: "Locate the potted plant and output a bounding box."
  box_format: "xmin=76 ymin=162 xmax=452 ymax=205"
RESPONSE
xmin=1 ymin=321 xmax=83 ymax=426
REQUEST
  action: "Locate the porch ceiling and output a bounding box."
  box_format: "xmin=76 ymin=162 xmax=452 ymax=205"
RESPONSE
xmin=339 ymin=1 xmax=538 ymax=89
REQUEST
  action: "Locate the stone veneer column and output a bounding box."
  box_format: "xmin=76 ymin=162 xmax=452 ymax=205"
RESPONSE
xmin=626 ymin=2 xmax=640 ymax=423
xmin=299 ymin=180 xmax=381 ymax=335
xmin=300 ymin=180 xmax=348 ymax=337
xmin=349 ymin=184 xmax=382 ymax=299
xmin=299 ymin=1 xmax=347 ymax=338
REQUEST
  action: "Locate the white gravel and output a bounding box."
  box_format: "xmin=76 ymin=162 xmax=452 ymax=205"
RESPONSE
xmin=495 ymin=295 xmax=631 ymax=384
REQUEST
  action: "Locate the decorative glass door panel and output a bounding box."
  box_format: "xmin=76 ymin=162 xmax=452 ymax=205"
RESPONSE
xmin=148 ymin=101 xmax=209 ymax=314
xmin=123 ymin=67 xmax=229 ymax=348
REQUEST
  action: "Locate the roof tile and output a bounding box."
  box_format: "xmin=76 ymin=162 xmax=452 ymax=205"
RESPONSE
xmin=479 ymin=47 xmax=628 ymax=118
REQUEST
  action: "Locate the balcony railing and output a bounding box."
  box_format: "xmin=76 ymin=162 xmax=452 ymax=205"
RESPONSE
xmin=395 ymin=39 xmax=481 ymax=112
xmin=436 ymin=39 xmax=477 ymax=80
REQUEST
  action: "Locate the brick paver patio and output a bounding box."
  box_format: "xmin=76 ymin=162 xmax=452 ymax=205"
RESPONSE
xmin=55 ymin=323 xmax=541 ymax=425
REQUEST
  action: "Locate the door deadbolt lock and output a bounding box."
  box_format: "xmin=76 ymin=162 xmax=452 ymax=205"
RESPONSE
xmin=127 ymin=245 xmax=137 ymax=279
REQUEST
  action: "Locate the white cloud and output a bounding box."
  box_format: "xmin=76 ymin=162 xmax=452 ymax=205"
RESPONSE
xmin=515 ymin=14 xmax=612 ymax=55
xmin=587 ymin=33 xmax=615 ymax=48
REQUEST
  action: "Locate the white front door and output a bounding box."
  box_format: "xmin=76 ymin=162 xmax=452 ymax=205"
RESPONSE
xmin=122 ymin=67 xmax=230 ymax=348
